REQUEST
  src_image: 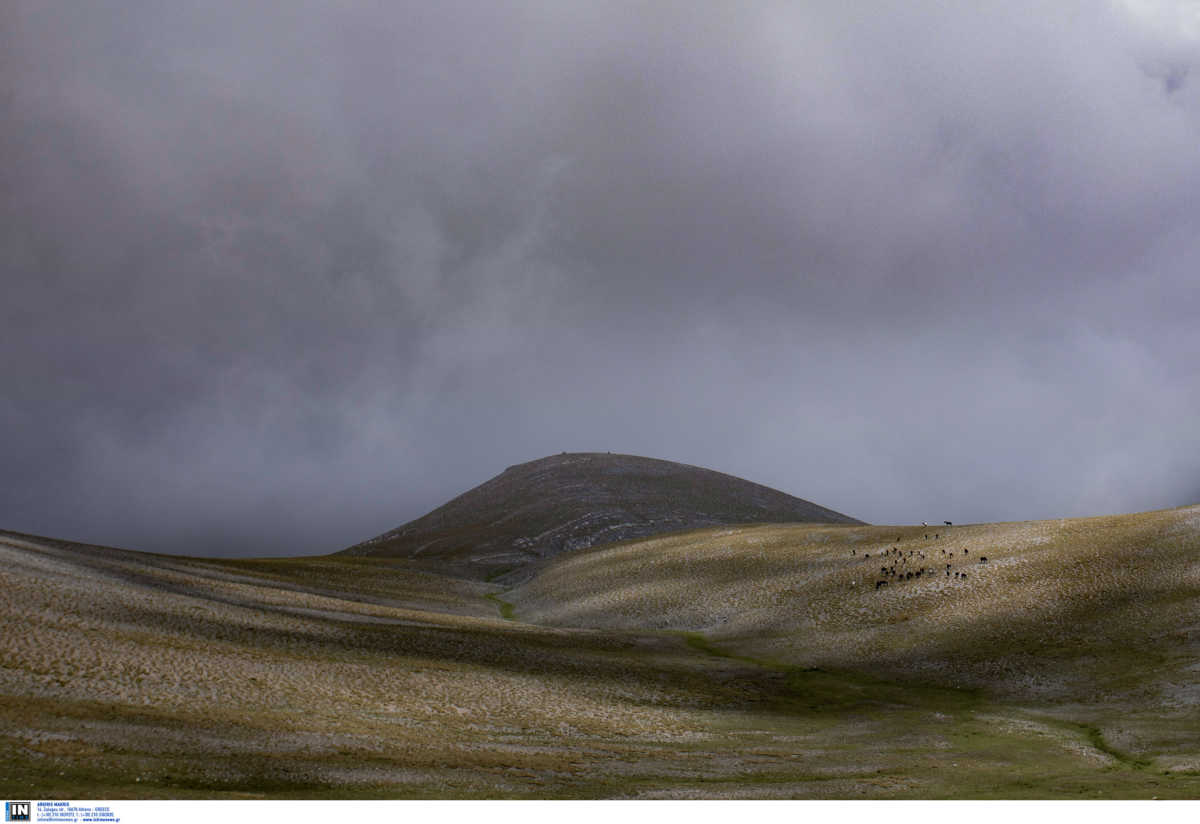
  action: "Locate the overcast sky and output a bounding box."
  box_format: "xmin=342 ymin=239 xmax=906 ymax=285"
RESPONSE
xmin=4 ymin=1 xmax=1200 ymax=557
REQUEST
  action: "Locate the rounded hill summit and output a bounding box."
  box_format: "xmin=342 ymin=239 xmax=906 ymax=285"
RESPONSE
xmin=340 ymin=452 xmax=863 ymax=578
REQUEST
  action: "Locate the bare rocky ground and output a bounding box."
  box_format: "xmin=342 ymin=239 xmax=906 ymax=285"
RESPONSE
xmin=2 ymin=507 xmax=1199 ymax=798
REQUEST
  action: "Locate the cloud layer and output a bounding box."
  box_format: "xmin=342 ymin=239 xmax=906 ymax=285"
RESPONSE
xmin=4 ymin=1 xmax=1199 ymax=555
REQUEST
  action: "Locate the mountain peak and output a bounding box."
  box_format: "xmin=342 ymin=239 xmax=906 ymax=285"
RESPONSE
xmin=339 ymin=452 xmax=863 ymax=578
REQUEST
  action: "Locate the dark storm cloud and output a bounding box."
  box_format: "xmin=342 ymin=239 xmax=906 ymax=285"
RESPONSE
xmin=3 ymin=1 xmax=1199 ymax=556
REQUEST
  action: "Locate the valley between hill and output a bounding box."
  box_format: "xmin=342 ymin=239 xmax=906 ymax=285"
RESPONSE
xmin=2 ymin=504 xmax=1199 ymax=798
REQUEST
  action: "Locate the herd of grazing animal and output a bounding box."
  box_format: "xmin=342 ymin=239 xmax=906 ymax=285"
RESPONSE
xmin=855 ymin=522 xmax=987 ymax=592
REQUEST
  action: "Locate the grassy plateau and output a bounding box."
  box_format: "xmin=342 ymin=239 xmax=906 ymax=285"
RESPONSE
xmin=2 ymin=504 xmax=1199 ymax=798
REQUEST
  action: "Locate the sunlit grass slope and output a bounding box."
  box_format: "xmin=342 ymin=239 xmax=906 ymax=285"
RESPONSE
xmin=3 ymin=507 xmax=1199 ymax=799
xmin=0 ymin=530 xmax=781 ymax=797
xmin=511 ymin=507 xmax=1200 ymax=703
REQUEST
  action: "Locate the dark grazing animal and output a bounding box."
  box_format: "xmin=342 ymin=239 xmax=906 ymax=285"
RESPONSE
xmin=944 ymin=521 xmax=952 ymax=526
xmin=979 ymin=557 xmax=988 ymax=564
xmin=876 ymin=580 xmax=888 ymax=590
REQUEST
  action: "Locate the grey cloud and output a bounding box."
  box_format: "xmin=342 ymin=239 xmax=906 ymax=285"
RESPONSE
xmin=2 ymin=1 xmax=1198 ymax=555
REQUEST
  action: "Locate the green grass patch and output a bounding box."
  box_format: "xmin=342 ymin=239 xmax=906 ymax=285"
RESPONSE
xmin=484 ymin=592 xmax=516 ymax=621
xmin=1072 ymin=722 xmax=1153 ymax=769
xmin=676 ymin=630 xmax=980 ymax=716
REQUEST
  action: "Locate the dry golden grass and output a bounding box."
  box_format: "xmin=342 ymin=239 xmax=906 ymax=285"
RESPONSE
xmin=512 ymin=506 xmax=1200 ymax=700
xmin=0 ymin=532 xmax=788 ymax=797
xmin=2 ymin=508 xmax=1199 ymax=799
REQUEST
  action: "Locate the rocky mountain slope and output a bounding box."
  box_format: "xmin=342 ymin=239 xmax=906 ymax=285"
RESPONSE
xmin=339 ymin=452 xmax=862 ymax=578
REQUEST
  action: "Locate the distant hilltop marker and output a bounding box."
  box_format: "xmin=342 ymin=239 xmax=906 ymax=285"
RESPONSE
xmin=338 ymin=451 xmax=864 ymax=579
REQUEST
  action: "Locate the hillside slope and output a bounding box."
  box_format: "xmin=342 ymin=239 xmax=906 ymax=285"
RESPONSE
xmin=339 ymin=452 xmax=862 ymax=578
xmin=508 ymin=505 xmax=1200 ymax=706
xmin=5 ymin=509 xmax=1200 ymax=797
